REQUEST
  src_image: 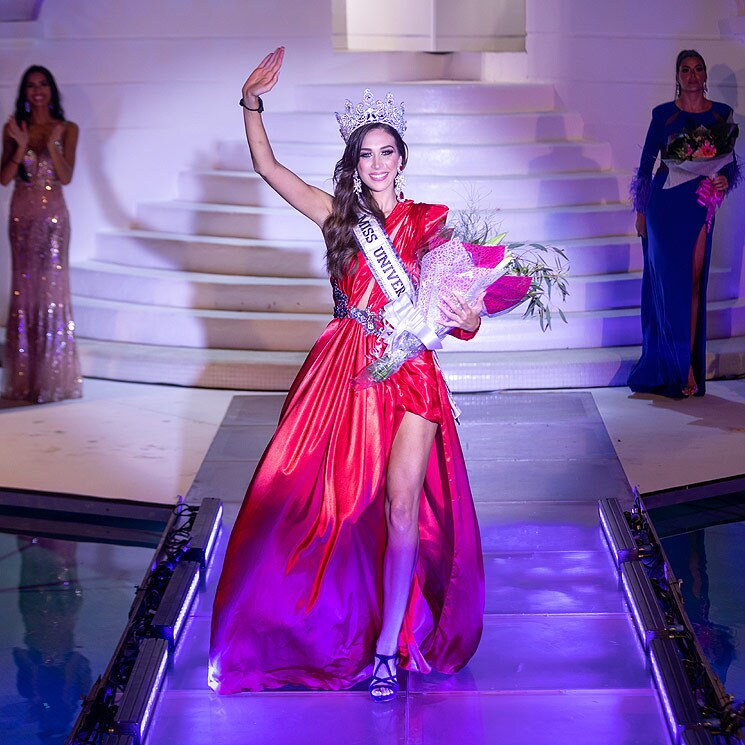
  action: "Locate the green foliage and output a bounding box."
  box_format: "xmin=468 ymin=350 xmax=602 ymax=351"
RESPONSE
xmin=448 ymin=199 xmax=570 ymax=331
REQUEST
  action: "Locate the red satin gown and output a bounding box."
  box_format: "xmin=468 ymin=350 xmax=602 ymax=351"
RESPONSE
xmin=208 ymin=201 xmax=485 ymax=693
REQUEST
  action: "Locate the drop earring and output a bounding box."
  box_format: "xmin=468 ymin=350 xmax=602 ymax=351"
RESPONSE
xmin=394 ymin=167 xmax=406 ymax=202
xmin=24 ymin=100 xmax=31 ymax=114
xmin=352 ymin=171 xmax=362 ymax=196
xmin=675 ymin=82 xmax=681 ymax=98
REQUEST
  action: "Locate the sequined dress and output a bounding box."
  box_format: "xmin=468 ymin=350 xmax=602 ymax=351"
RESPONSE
xmin=209 ymin=201 xmax=485 ymax=693
xmin=2 ymin=144 xmax=82 ymax=402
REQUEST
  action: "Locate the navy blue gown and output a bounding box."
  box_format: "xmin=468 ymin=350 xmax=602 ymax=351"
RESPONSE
xmin=628 ymin=101 xmax=739 ymax=397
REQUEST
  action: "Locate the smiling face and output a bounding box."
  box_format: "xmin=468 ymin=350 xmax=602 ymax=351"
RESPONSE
xmin=24 ymin=71 xmax=52 ymax=110
xmin=357 ymin=127 xmax=403 ymax=197
xmin=677 ymin=56 xmax=707 ymax=95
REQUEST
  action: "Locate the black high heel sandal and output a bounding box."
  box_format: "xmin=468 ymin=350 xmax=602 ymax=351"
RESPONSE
xmin=369 ymin=652 xmax=400 ymax=702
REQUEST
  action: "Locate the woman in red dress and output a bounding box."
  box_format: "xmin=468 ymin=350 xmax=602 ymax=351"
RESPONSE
xmin=208 ymin=48 xmax=485 ymax=701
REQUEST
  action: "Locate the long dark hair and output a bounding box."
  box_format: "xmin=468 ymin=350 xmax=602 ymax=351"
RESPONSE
xmin=322 ymin=123 xmax=408 ymax=278
xmin=14 ymin=65 xmax=66 ymax=125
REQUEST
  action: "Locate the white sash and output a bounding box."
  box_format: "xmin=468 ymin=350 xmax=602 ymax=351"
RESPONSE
xmin=353 ymin=212 xmax=415 ymax=301
xmin=352 ymin=212 xmax=442 ymax=351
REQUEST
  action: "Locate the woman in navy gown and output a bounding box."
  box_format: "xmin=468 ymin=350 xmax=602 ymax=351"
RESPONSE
xmin=629 ymin=50 xmax=739 ymax=398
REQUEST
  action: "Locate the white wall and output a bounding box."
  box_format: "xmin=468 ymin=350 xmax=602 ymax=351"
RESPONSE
xmin=0 ymin=0 xmax=456 ymax=320
xmin=1 ymin=0 xmax=744 ymax=320
xmin=507 ymin=0 xmax=745 ymax=292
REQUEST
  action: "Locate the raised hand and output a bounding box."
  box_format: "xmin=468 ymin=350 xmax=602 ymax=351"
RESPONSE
xmin=241 ymin=47 xmax=285 ymax=105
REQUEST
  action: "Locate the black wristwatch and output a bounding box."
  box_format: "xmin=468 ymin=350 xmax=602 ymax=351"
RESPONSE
xmin=239 ymin=96 xmax=264 ymax=113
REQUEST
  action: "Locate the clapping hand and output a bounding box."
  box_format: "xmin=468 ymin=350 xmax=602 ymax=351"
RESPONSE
xmin=48 ymin=122 xmax=65 ymax=149
xmin=7 ymin=117 xmax=29 ymax=152
xmin=241 ymin=47 xmax=285 ymax=106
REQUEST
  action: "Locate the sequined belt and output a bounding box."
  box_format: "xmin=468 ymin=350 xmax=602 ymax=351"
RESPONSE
xmin=332 ymin=281 xmax=384 ymax=337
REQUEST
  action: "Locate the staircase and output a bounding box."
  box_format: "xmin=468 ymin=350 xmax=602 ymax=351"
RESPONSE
xmin=69 ymin=81 xmax=745 ymax=391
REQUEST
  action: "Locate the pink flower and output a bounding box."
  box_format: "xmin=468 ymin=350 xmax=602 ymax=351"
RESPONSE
xmin=693 ymin=144 xmax=717 ymax=159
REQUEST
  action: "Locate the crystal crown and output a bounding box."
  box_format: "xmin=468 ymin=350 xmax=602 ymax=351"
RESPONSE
xmin=335 ymin=89 xmax=407 ymax=143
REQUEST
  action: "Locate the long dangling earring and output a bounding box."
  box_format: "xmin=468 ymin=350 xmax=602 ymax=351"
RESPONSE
xmin=352 ymin=171 xmax=362 ymax=196
xmin=24 ymin=100 xmax=31 ymax=114
xmin=394 ymin=167 xmax=406 ymax=202
xmin=675 ymin=82 xmax=681 ymax=98
xmin=704 ymin=82 xmax=709 ymax=95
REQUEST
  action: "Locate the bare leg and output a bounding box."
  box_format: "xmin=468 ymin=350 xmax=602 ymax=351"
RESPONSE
xmin=370 ymin=411 xmax=437 ymax=698
xmin=686 ymin=226 xmax=707 ymax=395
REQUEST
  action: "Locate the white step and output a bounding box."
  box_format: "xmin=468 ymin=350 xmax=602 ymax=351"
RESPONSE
xmin=295 ymin=82 xmax=558 ymax=114
xmin=178 ymin=169 xmax=631 ymax=211
xmin=70 ymin=295 xmax=745 ymax=353
xmin=96 ymin=230 xmax=328 ymax=278
xmin=557 ymin=236 xmax=642 ymax=277
xmin=216 ymin=140 xmax=614 ymax=176
xmin=446 ymin=297 xmax=745 ymax=352
xmin=559 ymin=267 xmax=733 ymax=312
xmin=96 ymin=229 xmax=642 ymax=279
xmin=3 ymin=332 xmax=743 ymax=393
xmin=71 ymin=261 xmax=333 ymax=313
xmin=135 ymin=200 xmax=632 ymax=243
xmin=262 ymin=110 xmax=584 ymax=145
xmin=73 ymin=296 xmax=330 ymax=351
xmin=71 ymin=260 xmax=734 ymax=315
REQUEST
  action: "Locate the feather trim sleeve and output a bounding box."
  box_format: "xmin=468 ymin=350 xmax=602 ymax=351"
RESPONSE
xmin=630 ymin=108 xmax=664 ymax=213
xmin=630 ymin=169 xmax=652 ymax=213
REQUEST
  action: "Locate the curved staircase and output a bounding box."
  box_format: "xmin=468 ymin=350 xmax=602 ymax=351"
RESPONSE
xmin=69 ymin=81 xmax=745 ymax=391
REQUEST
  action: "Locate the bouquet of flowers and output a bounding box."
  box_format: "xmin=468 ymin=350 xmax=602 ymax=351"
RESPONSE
xmin=663 ymin=121 xmax=739 ymax=230
xmin=352 ymin=208 xmax=569 ymax=389
xmin=664 ymin=121 xmax=735 ymax=188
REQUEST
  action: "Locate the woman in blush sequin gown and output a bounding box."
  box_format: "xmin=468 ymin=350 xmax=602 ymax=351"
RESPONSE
xmin=209 ymin=48 xmax=485 ymax=701
xmin=0 ymin=65 xmax=82 ymax=403
xmin=628 ymin=50 xmax=739 ymax=398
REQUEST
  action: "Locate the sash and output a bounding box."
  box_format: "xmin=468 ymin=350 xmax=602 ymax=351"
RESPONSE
xmin=352 ymin=210 xmax=461 ymax=420
xmin=352 ymin=211 xmax=442 ymax=351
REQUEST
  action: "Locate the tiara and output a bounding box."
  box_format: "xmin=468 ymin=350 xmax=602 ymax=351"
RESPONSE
xmin=335 ymin=89 xmax=407 ymax=143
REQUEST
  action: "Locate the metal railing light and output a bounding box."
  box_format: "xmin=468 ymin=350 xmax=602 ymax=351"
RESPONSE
xmin=619 ymin=561 xmax=669 ymax=650
xmin=681 ymin=729 xmax=717 ymax=745
xmin=114 ymin=637 xmax=169 ymax=745
xmin=598 ymin=498 xmax=639 ymax=566
xmin=151 ymin=559 xmax=201 ymax=650
xmin=649 ymin=638 xmax=706 ymax=743
xmin=182 ymin=497 xmax=223 ymax=571
xmin=101 ymin=734 xmax=136 ymax=745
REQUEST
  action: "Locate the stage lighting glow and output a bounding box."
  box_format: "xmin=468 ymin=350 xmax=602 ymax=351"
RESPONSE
xmin=151 ymin=559 xmax=201 ymax=649
xmin=114 ymin=637 xmax=169 ymax=745
xmin=598 ymin=498 xmax=638 ymax=565
xmin=649 ymin=638 xmax=702 ymax=742
xmin=183 ymin=497 xmax=223 ymax=570
xmin=619 ymin=561 xmax=668 ymax=649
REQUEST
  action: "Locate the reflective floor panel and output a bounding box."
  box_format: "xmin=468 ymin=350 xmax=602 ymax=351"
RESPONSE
xmin=0 ymin=530 xmax=156 ymax=745
xmin=138 ymin=392 xmax=674 ymax=744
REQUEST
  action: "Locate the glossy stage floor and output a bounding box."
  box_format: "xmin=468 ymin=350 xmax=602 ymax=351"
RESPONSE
xmin=143 ymin=390 xmax=672 ymax=745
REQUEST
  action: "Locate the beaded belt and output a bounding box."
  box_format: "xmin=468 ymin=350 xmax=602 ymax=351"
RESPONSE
xmin=332 ymin=280 xmax=384 ymax=337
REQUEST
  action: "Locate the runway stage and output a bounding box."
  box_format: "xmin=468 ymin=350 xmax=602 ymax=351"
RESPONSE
xmin=142 ymin=390 xmax=672 ymax=745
